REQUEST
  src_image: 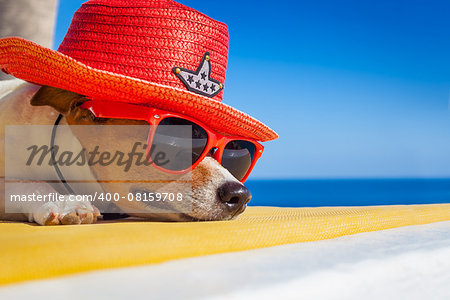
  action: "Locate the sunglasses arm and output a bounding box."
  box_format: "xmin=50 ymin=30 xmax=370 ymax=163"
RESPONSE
xmin=80 ymin=100 xmax=154 ymax=122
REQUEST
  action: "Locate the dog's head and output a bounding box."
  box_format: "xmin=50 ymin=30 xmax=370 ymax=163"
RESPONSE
xmin=30 ymin=86 xmax=251 ymax=221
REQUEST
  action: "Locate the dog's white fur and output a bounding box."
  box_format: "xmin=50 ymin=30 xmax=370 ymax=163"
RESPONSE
xmin=0 ymin=80 xmax=246 ymax=224
xmin=0 ymin=80 xmax=104 ymax=224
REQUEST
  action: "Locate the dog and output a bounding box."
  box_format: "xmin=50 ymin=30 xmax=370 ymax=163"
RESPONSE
xmin=0 ymin=80 xmax=252 ymax=225
xmin=0 ymin=0 xmax=278 ymax=226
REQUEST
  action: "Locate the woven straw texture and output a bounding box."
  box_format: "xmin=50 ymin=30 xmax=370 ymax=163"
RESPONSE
xmin=0 ymin=0 xmax=278 ymax=142
xmin=1 ymin=204 xmax=449 ymax=286
xmin=58 ymin=0 xmax=229 ymax=100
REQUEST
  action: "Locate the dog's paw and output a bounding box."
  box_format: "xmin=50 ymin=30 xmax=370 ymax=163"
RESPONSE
xmin=33 ymin=199 xmax=100 ymax=226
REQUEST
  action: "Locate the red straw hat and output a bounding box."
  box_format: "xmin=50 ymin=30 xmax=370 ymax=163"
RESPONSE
xmin=0 ymin=0 xmax=278 ymax=142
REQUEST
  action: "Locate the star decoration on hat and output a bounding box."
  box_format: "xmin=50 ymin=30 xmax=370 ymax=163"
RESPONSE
xmin=173 ymin=52 xmax=224 ymax=98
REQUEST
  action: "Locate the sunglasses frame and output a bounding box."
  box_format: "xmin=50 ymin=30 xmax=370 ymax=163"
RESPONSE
xmin=80 ymin=100 xmax=264 ymax=183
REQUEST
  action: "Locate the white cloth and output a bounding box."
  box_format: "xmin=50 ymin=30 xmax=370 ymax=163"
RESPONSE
xmin=0 ymin=79 xmax=25 ymax=99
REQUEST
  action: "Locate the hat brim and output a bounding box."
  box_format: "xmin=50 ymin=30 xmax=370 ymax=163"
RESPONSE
xmin=0 ymin=37 xmax=278 ymax=142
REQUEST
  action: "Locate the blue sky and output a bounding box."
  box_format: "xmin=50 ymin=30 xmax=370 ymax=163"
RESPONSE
xmin=54 ymin=0 xmax=450 ymax=179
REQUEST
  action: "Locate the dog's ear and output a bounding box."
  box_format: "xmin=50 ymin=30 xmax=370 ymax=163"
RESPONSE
xmin=30 ymin=86 xmax=87 ymax=115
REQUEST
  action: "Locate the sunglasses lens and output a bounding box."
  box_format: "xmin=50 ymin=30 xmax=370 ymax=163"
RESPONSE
xmin=222 ymin=140 xmax=256 ymax=181
xmin=151 ymin=117 xmax=208 ymax=171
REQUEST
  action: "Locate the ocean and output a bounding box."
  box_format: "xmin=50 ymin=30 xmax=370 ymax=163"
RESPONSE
xmin=246 ymin=179 xmax=450 ymax=207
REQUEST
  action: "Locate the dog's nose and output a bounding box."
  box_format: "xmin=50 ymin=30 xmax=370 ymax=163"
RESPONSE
xmin=218 ymin=182 xmax=252 ymax=211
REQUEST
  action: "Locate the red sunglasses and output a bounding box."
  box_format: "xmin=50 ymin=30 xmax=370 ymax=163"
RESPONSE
xmin=80 ymin=101 xmax=264 ymax=182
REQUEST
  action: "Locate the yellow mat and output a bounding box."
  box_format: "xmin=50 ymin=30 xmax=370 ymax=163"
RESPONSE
xmin=1 ymin=204 xmax=449 ymax=286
